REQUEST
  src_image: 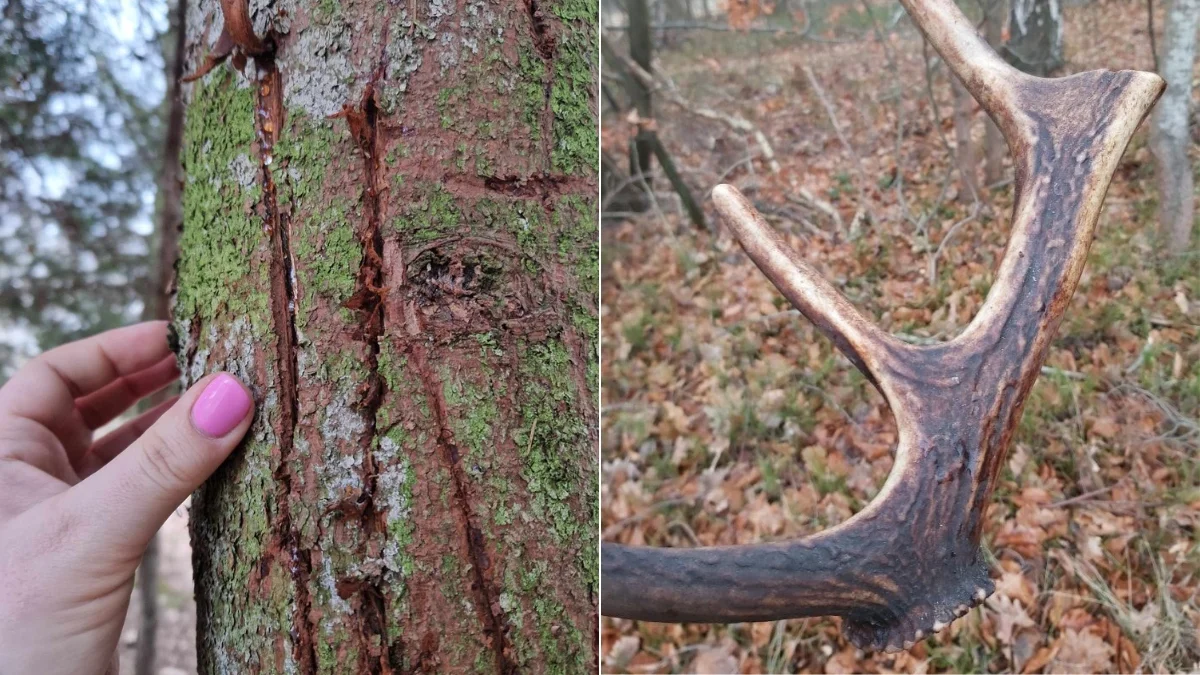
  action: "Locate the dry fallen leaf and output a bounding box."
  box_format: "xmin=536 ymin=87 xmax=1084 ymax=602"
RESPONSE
xmin=606 ymin=635 xmax=641 ymax=669
xmin=994 ymin=565 xmax=1037 ymax=607
xmin=987 ymin=594 xmax=1036 ymax=645
xmin=1049 ymin=629 xmax=1114 ymax=674
xmin=689 ymin=642 xmax=739 ymax=674
xmin=823 ymin=647 xmax=860 ymax=675
xmin=1089 ymin=416 xmax=1120 ymax=439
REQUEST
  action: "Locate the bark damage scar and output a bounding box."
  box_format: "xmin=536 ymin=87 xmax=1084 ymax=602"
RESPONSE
xmin=522 ymin=0 xmax=556 ymax=168
xmin=366 ymin=15 xmax=518 ymax=667
xmin=523 ymin=0 xmax=555 ymax=59
xmin=406 ymin=339 xmax=517 ymax=674
xmin=477 ymin=174 xmax=594 ymax=211
xmin=248 ymin=24 xmax=318 ymax=674
xmin=183 ymin=0 xmax=270 ymax=82
xmin=330 ymin=29 xmax=396 ymax=670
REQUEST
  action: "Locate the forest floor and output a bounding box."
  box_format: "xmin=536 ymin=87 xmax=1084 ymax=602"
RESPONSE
xmin=600 ymin=1 xmax=1200 ymax=673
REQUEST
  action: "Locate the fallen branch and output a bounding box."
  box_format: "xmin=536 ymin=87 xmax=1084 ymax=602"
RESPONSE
xmin=787 ymin=188 xmax=844 ymax=231
xmin=927 ymin=202 xmax=981 ymax=284
xmin=600 ymin=14 xmax=868 ymax=44
xmin=802 ymin=65 xmax=871 ymax=235
xmin=621 ymin=56 xmax=782 ymax=174
xmin=752 ymin=200 xmax=829 ymax=238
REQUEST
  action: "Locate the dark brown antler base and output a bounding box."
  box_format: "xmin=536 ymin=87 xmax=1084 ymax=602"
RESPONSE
xmin=601 ymin=0 xmax=1164 ymax=652
xmin=604 ymin=506 xmax=994 ymax=652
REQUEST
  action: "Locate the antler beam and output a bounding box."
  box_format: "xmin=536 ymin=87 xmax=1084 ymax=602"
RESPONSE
xmin=601 ymin=0 xmax=1163 ymax=652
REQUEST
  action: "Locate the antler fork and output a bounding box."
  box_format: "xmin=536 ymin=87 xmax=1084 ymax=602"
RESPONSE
xmin=601 ymin=0 xmax=1163 ymax=652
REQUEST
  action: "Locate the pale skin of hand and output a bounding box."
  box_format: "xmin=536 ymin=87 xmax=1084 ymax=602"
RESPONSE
xmin=0 ymin=321 xmax=254 ymax=675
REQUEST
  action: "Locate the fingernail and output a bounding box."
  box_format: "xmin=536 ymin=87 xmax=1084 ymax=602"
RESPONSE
xmin=191 ymin=374 xmax=253 ymax=437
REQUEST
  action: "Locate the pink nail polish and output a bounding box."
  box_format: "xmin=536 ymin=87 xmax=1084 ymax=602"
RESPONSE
xmin=191 ymin=373 xmax=253 ymax=437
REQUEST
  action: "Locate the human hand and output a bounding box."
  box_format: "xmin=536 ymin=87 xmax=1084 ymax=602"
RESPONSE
xmin=0 ymin=321 xmax=254 ymax=675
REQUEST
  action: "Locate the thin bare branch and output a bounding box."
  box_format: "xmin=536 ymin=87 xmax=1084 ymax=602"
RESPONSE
xmin=620 ymin=56 xmax=782 ymax=173
xmin=802 ymin=65 xmax=871 ymax=234
xmin=927 ymin=202 xmax=981 ymax=284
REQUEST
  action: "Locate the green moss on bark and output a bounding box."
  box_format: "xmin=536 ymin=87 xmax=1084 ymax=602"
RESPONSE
xmin=176 ymin=74 xmax=271 ymax=332
xmin=517 ymin=340 xmax=596 ymax=563
xmin=392 ymin=183 xmax=460 ymax=241
xmin=292 ymin=200 xmax=360 ymax=307
xmin=548 ymin=0 xmax=599 ymax=175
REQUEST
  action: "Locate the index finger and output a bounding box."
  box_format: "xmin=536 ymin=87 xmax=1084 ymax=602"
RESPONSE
xmin=0 ymin=322 xmax=173 ymax=432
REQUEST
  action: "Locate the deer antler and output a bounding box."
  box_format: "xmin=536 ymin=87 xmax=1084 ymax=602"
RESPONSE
xmin=601 ymin=0 xmax=1163 ymax=652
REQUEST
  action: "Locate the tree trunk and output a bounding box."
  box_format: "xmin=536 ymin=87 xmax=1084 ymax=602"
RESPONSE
xmin=628 ymin=0 xmax=655 ymax=180
xmin=982 ymin=0 xmax=1006 ymax=185
xmin=1151 ymin=0 xmax=1199 ymax=249
xmin=952 ymin=77 xmax=979 ymax=203
xmin=136 ymin=0 xmax=189 ymax=671
xmin=1005 ymin=0 xmax=1064 ymax=77
xmin=173 ymin=0 xmax=599 ymax=672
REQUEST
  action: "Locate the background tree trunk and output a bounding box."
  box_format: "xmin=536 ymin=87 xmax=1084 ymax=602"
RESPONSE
xmin=1150 ymin=0 xmax=1199 ymax=249
xmin=136 ymin=0 xmax=189 ymax=671
xmin=174 ymin=0 xmax=599 ymax=672
xmin=982 ymin=0 xmax=1006 ymax=185
xmin=1005 ymin=0 xmax=1064 ymax=76
xmin=628 ymin=0 xmax=655 ymax=179
xmin=952 ymin=77 xmax=979 ymax=203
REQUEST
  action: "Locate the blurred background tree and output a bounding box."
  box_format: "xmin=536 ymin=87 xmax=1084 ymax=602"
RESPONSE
xmin=0 ymin=0 xmax=169 ymax=375
xmin=1 ymin=1 xmax=183 ymax=673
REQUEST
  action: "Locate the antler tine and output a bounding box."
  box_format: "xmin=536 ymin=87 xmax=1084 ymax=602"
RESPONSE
xmin=711 ymin=185 xmax=904 ymax=386
xmin=898 ymin=0 xmax=1025 ymax=134
xmin=900 ymin=0 xmax=1165 ymax=362
xmin=603 ymin=0 xmax=1164 ymax=653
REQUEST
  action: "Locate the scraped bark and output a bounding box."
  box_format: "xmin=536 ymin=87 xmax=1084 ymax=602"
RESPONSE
xmin=174 ymin=0 xmax=598 ymax=672
xmin=1150 ymin=0 xmax=1200 ymax=249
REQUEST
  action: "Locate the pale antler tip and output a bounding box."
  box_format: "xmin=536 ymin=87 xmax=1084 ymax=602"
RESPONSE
xmin=710 ymin=183 xmax=744 ymax=217
xmin=710 ymin=183 xmax=765 ymax=245
xmin=711 ymin=182 xmax=736 ymax=200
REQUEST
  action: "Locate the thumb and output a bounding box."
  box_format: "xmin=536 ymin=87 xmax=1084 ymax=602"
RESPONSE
xmin=66 ymin=372 xmax=254 ymax=556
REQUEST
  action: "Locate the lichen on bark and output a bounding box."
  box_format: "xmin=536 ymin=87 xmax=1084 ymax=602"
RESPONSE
xmin=176 ymin=0 xmax=597 ymax=672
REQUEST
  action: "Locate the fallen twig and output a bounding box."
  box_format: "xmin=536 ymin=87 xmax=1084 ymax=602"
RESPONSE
xmin=927 ymin=202 xmax=981 ymax=284
xmin=621 ymin=57 xmax=782 ymax=174
xmin=602 ymin=497 xmax=695 ymax=539
xmin=1049 ymin=484 xmax=1118 ymax=509
xmin=787 ymin=188 xmax=844 ymax=232
xmin=802 ymin=65 xmax=871 ymax=231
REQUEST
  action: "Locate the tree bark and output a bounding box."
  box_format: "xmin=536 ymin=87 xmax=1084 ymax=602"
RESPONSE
xmin=1150 ymin=0 xmax=1199 ymax=249
xmin=174 ymin=0 xmax=599 ymax=672
xmin=649 ymin=135 xmax=706 ymax=229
